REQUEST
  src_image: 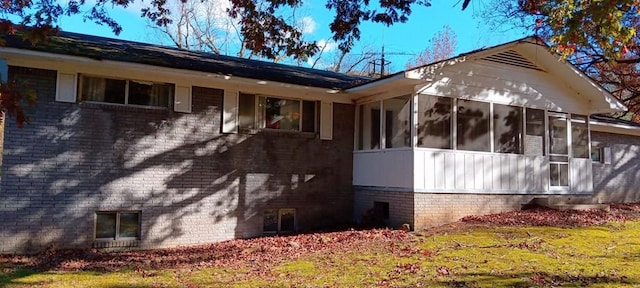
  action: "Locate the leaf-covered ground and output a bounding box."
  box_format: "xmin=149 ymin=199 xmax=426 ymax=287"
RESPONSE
xmin=3 ymin=204 xmax=640 ymax=287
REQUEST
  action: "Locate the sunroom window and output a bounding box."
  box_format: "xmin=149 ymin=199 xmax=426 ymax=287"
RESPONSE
xmin=493 ymin=104 xmax=523 ymax=154
xmin=357 ymin=101 xmax=382 ymax=150
xmin=457 ymin=99 xmax=490 ymax=152
xmin=238 ymin=94 xmax=316 ymax=132
xmin=383 ymin=95 xmax=411 ymax=148
xmin=417 ymin=95 xmax=453 ymax=149
xmin=80 ymin=75 xmax=174 ymax=108
xmin=571 ymin=114 xmax=590 ymax=158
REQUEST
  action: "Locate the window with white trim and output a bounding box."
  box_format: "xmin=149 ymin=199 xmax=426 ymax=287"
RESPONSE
xmin=80 ymin=75 xmax=174 ymax=108
xmin=591 ymin=146 xmax=603 ymax=163
xmin=95 ymin=211 xmax=141 ymax=240
xmin=238 ymin=94 xmax=316 ymax=132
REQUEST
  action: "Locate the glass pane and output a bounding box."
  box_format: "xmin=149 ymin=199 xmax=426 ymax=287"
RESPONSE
xmin=559 ymin=164 xmax=569 ymax=186
xmin=239 ymin=93 xmax=256 ymax=129
xmin=358 ymin=102 xmax=381 ymax=150
xmin=524 ymin=108 xmax=545 ymax=156
xmin=549 ymin=114 xmax=568 ymax=155
xmin=550 ymin=163 xmax=569 ymax=187
xmin=264 ymin=97 xmax=300 ymax=131
xmin=129 ymin=81 xmax=172 ymax=107
xmin=417 ymin=95 xmax=452 ymax=149
xmin=526 ymin=108 xmax=545 ymax=136
xmin=263 ymin=209 xmax=278 ymax=232
xmin=81 ymin=76 xmax=126 ymax=104
xmin=95 ymin=212 xmax=116 ymax=239
xmin=457 ymin=99 xmax=490 ymax=152
xmin=302 ymin=100 xmax=316 ymax=133
xmin=383 ymin=95 xmax=411 ymax=148
xmin=493 ymin=104 xmax=523 ymax=154
xmin=591 ymin=147 xmax=602 ymax=162
xmin=118 ymin=212 xmax=140 ymax=238
xmin=279 ymin=209 xmax=295 ymax=232
xmin=550 ymin=163 xmax=559 ymax=187
xmin=571 ymin=115 xmax=589 ymax=158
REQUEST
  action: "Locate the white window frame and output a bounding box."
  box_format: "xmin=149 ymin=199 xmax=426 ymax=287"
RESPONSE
xmin=240 ymin=94 xmax=317 ymax=133
xmin=263 ymin=208 xmax=296 ymax=234
xmin=94 ymin=211 xmax=141 ymax=241
xmin=79 ymin=74 xmax=174 ymax=109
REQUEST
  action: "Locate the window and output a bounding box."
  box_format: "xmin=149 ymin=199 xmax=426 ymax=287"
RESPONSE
xmin=357 ymin=101 xmax=382 ymax=150
xmin=571 ymin=114 xmax=590 ymax=158
xmin=80 ymin=75 xmax=174 ymax=108
xmin=95 ymin=211 xmax=140 ymax=240
xmin=457 ymin=99 xmax=490 ymax=152
xmin=494 ymin=104 xmax=523 ymax=154
xmin=591 ymin=146 xmax=603 ymax=163
xmin=383 ymin=95 xmax=411 ymax=148
xmin=238 ymin=94 xmax=316 ymax=132
xmin=263 ymin=208 xmax=296 ymax=233
xmin=373 ymin=201 xmax=390 ymax=220
xmin=417 ymin=95 xmax=452 ymax=149
xmin=525 ymin=108 xmax=545 ymax=156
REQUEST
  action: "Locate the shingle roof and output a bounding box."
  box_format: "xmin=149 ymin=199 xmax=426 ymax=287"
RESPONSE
xmin=2 ymin=31 xmax=370 ymax=90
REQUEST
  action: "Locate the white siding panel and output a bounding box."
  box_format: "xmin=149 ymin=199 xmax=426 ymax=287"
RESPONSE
xmin=414 ymin=149 xmax=551 ymax=194
xmin=570 ymin=158 xmax=593 ymax=193
xmin=353 ymin=150 xmax=413 ymax=188
xmin=510 ymin=156 xmax=517 ymax=190
xmin=483 ymin=154 xmax=493 ymax=191
xmin=445 ymin=153 xmax=456 ymax=190
xmin=517 ymin=157 xmax=526 ymax=190
xmin=423 ymin=152 xmax=436 ymax=190
xmin=492 ymin=156 xmax=502 ymax=190
xmin=455 ymin=154 xmax=466 ymax=190
xmin=525 ymin=157 xmax=535 ymax=190
xmin=473 ymin=154 xmax=484 ymax=190
xmin=501 ymin=156 xmax=510 ymax=191
xmin=414 ymin=151 xmax=425 ymax=190
xmin=435 ymin=152 xmax=446 ymax=189
xmin=464 ymin=154 xmax=475 ymax=189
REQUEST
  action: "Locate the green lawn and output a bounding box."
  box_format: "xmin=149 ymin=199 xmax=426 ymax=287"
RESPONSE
xmin=3 ymin=221 xmax=640 ymax=287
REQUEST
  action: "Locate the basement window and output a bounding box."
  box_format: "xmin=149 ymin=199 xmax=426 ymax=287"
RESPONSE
xmin=95 ymin=211 xmax=141 ymax=240
xmin=263 ymin=208 xmax=296 ymax=233
xmin=373 ymin=201 xmax=390 ymax=220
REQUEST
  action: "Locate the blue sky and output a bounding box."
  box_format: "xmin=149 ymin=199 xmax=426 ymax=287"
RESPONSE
xmin=53 ymin=0 xmax=529 ymax=73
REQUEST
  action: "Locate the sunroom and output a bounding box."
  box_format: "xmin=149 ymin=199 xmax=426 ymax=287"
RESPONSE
xmin=350 ymin=37 xmax=626 ymax=196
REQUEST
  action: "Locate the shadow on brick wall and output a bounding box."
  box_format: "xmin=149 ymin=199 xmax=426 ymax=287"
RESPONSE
xmin=0 ymin=67 xmax=354 ymax=253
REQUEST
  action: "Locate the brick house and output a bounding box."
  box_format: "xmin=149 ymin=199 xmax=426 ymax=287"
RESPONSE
xmin=0 ymin=32 xmax=639 ymax=253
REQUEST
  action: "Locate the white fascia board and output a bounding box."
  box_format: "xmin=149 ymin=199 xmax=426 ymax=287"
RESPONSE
xmin=563 ymin=62 xmax=627 ymax=113
xmin=345 ymin=72 xmax=407 ymax=94
xmin=0 ymin=47 xmax=353 ymax=104
xmin=590 ymin=121 xmax=640 ymax=136
xmin=516 ymin=44 xmax=627 ymax=113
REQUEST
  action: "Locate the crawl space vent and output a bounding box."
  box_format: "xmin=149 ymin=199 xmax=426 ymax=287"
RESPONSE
xmin=481 ymin=50 xmax=544 ymax=71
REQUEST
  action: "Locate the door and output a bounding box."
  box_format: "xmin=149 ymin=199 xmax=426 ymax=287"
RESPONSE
xmin=548 ymin=112 xmax=570 ymax=189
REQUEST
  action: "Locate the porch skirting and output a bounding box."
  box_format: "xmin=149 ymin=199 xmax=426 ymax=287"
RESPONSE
xmin=354 ymin=188 xmax=539 ymax=230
